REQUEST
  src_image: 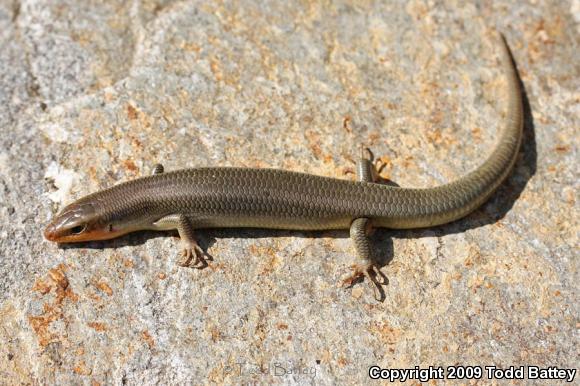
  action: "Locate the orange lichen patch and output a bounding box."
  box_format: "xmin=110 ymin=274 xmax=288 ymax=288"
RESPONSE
xmin=47 ymin=265 xmax=79 ymax=303
xmin=370 ymin=321 xmax=402 ymax=345
xmin=471 ymin=127 xmax=482 ymax=141
xmin=544 ymin=325 xmax=556 ymax=333
xmin=426 ymin=127 xmax=457 ymax=146
xmin=129 ymin=135 xmax=143 ymax=150
xmin=401 ymin=155 xmax=415 ymax=169
xmin=304 ymin=130 xmax=323 ymax=160
xmin=527 ymin=18 xmax=561 ymax=63
xmin=123 ymin=259 xmax=134 ymax=268
xmin=88 ymin=166 xmax=98 ymax=181
xmin=430 ymin=109 xmax=445 ymax=125
xmin=158 ymin=272 xmax=167 ymax=280
xmin=310 ymin=143 xmax=323 ymax=159
xmin=425 ymin=129 xmax=443 ymax=144
xmin=469 ymin=275 xmax=485 ymax=293
xmin=32 ymin=278 xmax=52 ymax=295
xmin=27 ymin=265 xmax=79 ymax=347
xmin=48 ymin=266 xmax=69 ymax=289
xmin=74 ymin=360 xmax=91 ymax=375
xmin=103 ymin=91 xmax=115 ymax=102
xmin=27 ymin=313 xmax=59 ymax=347
xmin=247 ymin=158 xmax=269 ymax=169
xmin=210 ymin=56 xmax=224 ymax=81
xmin=87 ymin=292 xmax=102 ymax=302
xmin=179 ymin=41 xmax=201 ymax=52
xmin=368 ymin=132 xmax=381 ymax=143
xmin=257 ymin=249 xmax=281 ymax=276
xmin=142 ymin=330 xmax=155 ymax=348
xmin=96 ymin=281 xmax=113 ymax=296
xmin=209 ymin=326 xmax=223 ymax=343
xmin=64 ymin=289 xmax=79 ymax=303
xmin=563 ymin=188 xmax=575 ymax=205
xmin=383 ymin=101 xmax=397 ymax=110
xmin=554 ymin=145 xmax=570 ymax=153
xmin=123 ymin=159 xmax=138 ymax=172
xmin=160 ymin=104 xmax=176 ymax=125
xmin=337 ymin=356 xmax=348 ymax=367
xmin=70 ymin=30 xmax=93 ymax=47
xmin=209 ymin=261 xmax=226 ymax=271
xmin=126 ymin=104 xmax=139 ymax=120
xmin=418 ymin=80 xmax=440 ymax=102
xmin=534 ymin=18 xmax=561 ymax=42
xmin=87 ymin=322 xmax=107 ymax=332
xmin=276 ymin=322 xmax=288 ymax=330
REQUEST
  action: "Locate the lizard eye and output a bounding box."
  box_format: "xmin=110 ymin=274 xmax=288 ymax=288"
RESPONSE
xmin=70 ymin=225 xmax=86 ymax=235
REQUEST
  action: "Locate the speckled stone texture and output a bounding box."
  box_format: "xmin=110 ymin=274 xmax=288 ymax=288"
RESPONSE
xmin=0 ymin=0 xmax=578 ymax=384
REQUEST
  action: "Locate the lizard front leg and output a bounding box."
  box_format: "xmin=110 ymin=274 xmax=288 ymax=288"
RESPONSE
xmin=152 ymin=214 xmax=207 ymax=268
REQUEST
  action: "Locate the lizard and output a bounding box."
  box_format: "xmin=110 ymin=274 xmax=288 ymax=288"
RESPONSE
xmin=44 ymin=33 xmax=523 ymax=299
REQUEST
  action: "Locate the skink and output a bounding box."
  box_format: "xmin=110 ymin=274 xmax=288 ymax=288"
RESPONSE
xmin=45 ymin=34 xmax=523 ymax=298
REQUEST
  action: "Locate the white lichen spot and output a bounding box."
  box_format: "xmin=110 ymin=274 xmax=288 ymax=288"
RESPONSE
xmin=38 ymin=105 xmax=82 ymax=144
xmin=39 ymin=122 xmax=72 ymax=143
xmin=44 ymin=162 xmax=80 ymax=205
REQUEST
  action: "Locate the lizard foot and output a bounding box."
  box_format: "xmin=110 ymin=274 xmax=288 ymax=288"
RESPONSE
xmin=341 ymin=263 xmax=387 ymax=301
xmin=178 ymin=241 xmax=207 ymax=269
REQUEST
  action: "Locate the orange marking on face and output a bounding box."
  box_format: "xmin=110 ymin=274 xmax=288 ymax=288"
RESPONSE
xmin=45 ymin=226 xmax=130 ymax=243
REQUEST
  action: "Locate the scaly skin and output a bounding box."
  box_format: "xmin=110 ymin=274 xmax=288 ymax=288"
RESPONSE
xmin=44 ymin=34 xmax=523 ymax=297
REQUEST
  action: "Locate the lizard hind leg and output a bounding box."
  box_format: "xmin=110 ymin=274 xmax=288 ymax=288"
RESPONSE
xmin=341 ymin=218 xmax=386 ymax=301
xmin=152 ymin=214 xmax=207 ymax=268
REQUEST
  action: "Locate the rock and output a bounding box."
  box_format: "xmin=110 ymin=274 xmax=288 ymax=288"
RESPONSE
xmin=0 ymin=0 xmax=577 ymax=384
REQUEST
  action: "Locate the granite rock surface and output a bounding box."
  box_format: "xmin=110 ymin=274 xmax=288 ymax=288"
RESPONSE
xmin=0 ymin=0 xmax=578 ymax=384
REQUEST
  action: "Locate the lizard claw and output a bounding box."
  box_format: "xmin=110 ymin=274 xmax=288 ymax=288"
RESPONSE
xmin=341 ymin=263 xmax=386 ymax=301
xmin=178 ymin=242 xmax=207 ymax=269
xmin=340 ymin=263 xmax=372 ymax=287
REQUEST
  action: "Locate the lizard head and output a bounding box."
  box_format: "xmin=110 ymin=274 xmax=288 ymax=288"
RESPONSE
xmin=44 ymin=199 xmax=124 ymax=243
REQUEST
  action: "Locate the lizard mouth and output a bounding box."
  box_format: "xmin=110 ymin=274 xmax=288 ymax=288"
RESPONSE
xmin=44 ymin=222 xmax=60 ymax=241
xmin=44 ymin=219 xmax=127 ymax=243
